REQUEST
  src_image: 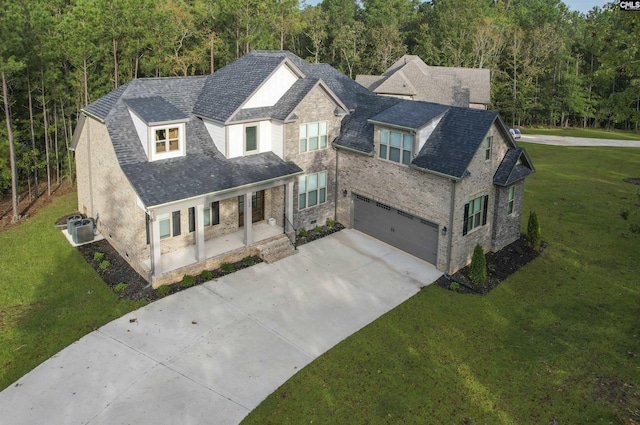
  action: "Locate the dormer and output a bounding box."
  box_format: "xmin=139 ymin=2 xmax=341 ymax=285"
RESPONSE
xmin=125 ymin=97 xmax=189 ymax=161
xmin=369 ymin=101 xmax=449 ymax=166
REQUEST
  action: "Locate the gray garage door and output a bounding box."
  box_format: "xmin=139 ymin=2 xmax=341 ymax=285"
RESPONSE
xmin=353 ymin=194 xmax=438 ymax=265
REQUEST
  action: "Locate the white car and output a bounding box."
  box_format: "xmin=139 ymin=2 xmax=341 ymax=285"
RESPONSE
xmin=509 ymin=128 xmax=521 ymax=139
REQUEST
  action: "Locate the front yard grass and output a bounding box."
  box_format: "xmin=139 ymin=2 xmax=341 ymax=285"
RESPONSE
xmin=0 ymin=192 xmax=147 ymax=391
xmin=242 ymin=144 xmax=640 ymax=424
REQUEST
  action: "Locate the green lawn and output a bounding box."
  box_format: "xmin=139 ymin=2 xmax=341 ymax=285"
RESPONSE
xmin=0 ymin=193 xmax=147 ymax=391
xmin=242 ymin=144 xmax=640 ymax=424
xmin=521 ymin=126 xmax=640 ymax=140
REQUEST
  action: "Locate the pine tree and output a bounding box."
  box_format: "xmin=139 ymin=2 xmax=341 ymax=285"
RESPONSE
xmin=527 ymin=210 xmax=541 ymax=251
xmin=469 ymin=244 xmax=486 ymax=285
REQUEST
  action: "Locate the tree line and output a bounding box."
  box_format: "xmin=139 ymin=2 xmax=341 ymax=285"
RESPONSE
xmin=1 ymin=0 xmax=638 ymax=220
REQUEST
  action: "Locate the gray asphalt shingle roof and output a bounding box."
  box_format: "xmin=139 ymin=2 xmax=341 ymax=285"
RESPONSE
xmin=83 ymin=74 xmax=303 ymax=208
xmin=369 ymin=101 xmax=449 ymax=130
xmin=493 ymin=147 xmax=535 ymax=186
xmin=412 ymin=107 xmax=498 ymax=179
xmin=124 ymin=97 xmax=188 ymax=124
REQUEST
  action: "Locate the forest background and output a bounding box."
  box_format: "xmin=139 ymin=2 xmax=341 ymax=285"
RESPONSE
xmin=0 ymin=0 xmax=638 ymax=216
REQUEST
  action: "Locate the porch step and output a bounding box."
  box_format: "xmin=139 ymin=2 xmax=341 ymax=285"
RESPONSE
xmin=257 ymin=234 xmax=298 ymax=263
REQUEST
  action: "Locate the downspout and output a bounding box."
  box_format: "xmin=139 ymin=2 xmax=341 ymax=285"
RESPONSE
xmin=86 ymin=118 xmax=94 ymax=216
xmin=145 ymin=208 xmax=154 ymax=288
xmin=334 ymin=144 xmax=339 ymax=221
xmin=446 ymin=179 xmax=456 ymax=275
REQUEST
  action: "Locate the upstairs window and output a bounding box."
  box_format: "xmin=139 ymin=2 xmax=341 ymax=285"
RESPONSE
xmin=463 ymin=195 xmax=488 ymax=235
xmin=300 ymin=122 xmax=328 ymax=153
xmin=155 ymin=127 xmax=180 ymax=154
xmin=485 ymin=136 xmax=493 ymax=160
xmin=507 ymin=186 xmax=515 ymax=215
xmin=379 ymin=129 xmax=413 ymax=165
xmin=245 ymin=125 xmax=258 ymax=153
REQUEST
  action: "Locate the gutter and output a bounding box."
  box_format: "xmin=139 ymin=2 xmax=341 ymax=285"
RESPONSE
xmin=146 ymin=170 xmax=305 ymax=210
xmin=409 ymin=163 xmax=461 ymax=182
xmin=81 ymin=108 xmax=105 ymax=124
xmin=333 ymin=143 xmax=374 ymax=157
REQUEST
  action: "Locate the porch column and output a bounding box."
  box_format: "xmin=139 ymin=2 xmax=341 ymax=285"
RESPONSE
xmin=195 ymin=204 xmax=206 ymax=262
xmin=285 ymin=181 xmax=294 ymax=234
xmin=150 ymin=213 xmax=162 ymax=276
xmin=243 ymin=192 xmax=252 ymax=246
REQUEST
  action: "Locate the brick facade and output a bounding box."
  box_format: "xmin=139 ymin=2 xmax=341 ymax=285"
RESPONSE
xmin=284 ymin=86 xmax=341 ymax=231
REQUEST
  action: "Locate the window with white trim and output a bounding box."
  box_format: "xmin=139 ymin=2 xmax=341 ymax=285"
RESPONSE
xmin=485 ymin=136 xmax=493 ymax=160
xmin=155 ymin=127 xmax=180 ymax=154
xmin=298 ymin=171 xmax=327 ymax=209
xmin=379 ymin=129 xmax=413 ymax=165
xmin=299 ymin=122 xmax=328 ymax=153
xmin=245 ymin=125 xmax=258 ymax=153
xmin=188 ymin=202 xmax=220 ymax=232
xmin=463 ymin=195 xmax=488 ymax=235
xmin=507 ymin=186 xmax=515 ymax=215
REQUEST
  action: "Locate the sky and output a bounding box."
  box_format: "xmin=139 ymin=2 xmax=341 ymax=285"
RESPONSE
xmin=303 ymin=0 xmax=610 ymax=15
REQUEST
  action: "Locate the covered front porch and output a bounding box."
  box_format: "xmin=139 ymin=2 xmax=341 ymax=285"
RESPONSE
xmin=145 ymin=177 xmax=297 ymax=284
xmin=142 ymin=221 xmax=285 ymax=275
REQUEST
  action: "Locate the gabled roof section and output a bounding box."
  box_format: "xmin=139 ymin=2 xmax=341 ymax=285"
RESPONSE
xmin=193 ymin=54 xmax=302 ymax=123
xmin=333 ymin=94 xmax=402 ymax=154
xmin=228 ymin=77 xmax=348 ymax=124
xmin=369 ymin=101 xmax=449 ymax=131
xmin=83 ymin=83 xmax=129 ymax=122
xmin=125 ymin=96 xmax=188 ymax=125
xmin=412 ymin=107 xmax=498 ymax=179
xmin=356 ymin=55 xmax=490 ymax=106
xmin=493 ymin=147 xmax=535 ymax=186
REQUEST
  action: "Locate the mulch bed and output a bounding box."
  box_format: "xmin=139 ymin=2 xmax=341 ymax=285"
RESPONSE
xmin=434 ymin=234 xmax=544 ymax=295
xmin=623 ymin=177 xmax=640 ymax=185
xmin=65 ymin=216 xmax=345 ymax=302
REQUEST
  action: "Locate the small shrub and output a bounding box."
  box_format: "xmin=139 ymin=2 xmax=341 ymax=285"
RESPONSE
xmin=326 ymin=217 xmax=335 ymax=228
xmin=201 ymin=269 xmax=213 ymax=280
xmin=314 ymin=225 xmax=323 ymax=234
xmin=449 ymin=282 xmax=460 ymax=292
xmin=93 ymin=252 xmax=104 ymax=261
xmin=527 ymin=210 xmax=541 ymax=251
xmin=157 ymin=285 xmax=170 ymax=297
xmin=180 ymin=275 xmax=196 ymax=288
xmin=469 ymin=244 xmax=487 ymax=285
xmin=220 ymin=262 xmax=234 ymax=272
xmin=99 ymin=260 xmax=110 ymax=270
xmin=620 ymin=209 xmax=630 ymax=220
xmin=114 ymin=282 xmax=128 ymax=293
xmin=242 ymin=255 xmax=255 ymax=266
xmin=298 ymin=227 xmax=307 ymax=238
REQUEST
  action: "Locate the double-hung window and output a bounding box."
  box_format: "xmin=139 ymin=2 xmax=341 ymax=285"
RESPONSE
xmin=157 ymin=211 xmax=181 ymax=239
xmin=463 ymin=195 xmax=488 ymax=235
xmin=485 ymin=136 xmax=493 ymax=160
xmin=298 ymin=171 xmax=327 ymax=209
xmin=379 ymin=129 xmax=413 ymax=165
xmin=299 ymin=122 xmax=328 ymax=153
xmin=507 ymin=186 xmax=515 ymax=215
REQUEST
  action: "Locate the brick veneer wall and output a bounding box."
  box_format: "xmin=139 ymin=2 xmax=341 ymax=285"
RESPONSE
xmin=284 ymin=85 xmax=342 ymax=230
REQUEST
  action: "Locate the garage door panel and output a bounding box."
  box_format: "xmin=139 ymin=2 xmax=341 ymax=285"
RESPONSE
xmin=353 ymin=194 xmax=438 ymax=264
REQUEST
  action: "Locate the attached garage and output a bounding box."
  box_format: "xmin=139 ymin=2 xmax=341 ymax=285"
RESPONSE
xmin=353 ymin=194 xmax=439 ymax=265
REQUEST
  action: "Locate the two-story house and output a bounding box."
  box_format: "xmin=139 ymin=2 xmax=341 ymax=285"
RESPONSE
xmin=72 ymin=51 xmax=533 ymax=287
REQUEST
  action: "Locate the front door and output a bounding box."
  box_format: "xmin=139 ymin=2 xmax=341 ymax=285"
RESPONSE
xmin=238 ymin=190 xmax=265 ymax=227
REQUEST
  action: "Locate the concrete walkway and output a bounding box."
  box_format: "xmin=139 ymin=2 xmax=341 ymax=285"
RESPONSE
xmin=520 ymin=134 xmax=640 ymax=147
xmin=0 ymin=229 xmax=441 ymax=425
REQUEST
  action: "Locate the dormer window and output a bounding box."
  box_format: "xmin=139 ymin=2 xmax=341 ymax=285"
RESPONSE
xmin=379 ymin=129 xmax=413 ymax=165
xmin=244 ymin=125 xmax=258 ymax=154
xmin=125 ymin=96 xmax=189 ymax=162
xmin=155 ymin=126 xmax=180 ymax=153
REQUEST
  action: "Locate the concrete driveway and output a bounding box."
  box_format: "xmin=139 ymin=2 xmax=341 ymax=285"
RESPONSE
xmin=0 ymin=229 xmax=441 ymax=425
xmin=520 ymin=134 xmax=640 ymax=147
